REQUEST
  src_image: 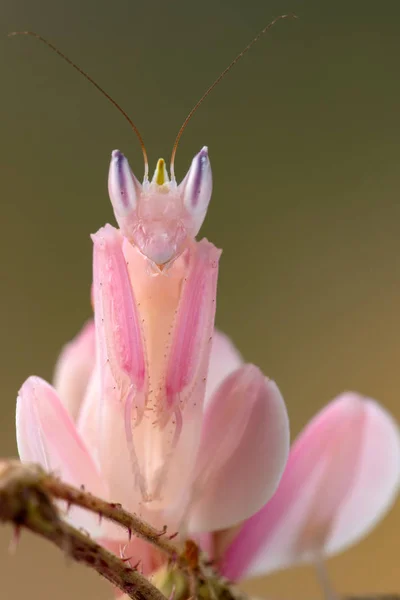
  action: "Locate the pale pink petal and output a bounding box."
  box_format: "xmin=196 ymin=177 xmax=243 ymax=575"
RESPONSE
xmin=188 ymin=366 xmax=289 ymax=533
xmin=205 ymin=330 xmax=243 ymax=405
xmin=221 ymin=393 xmax=400 ymax=581
xmin=53 ymin=320 xmax=95 ymax=421
xmin=326 ymin=399 xmax=400 ymax=554
xmin=16 ymin=376 xmax=106 ymax=533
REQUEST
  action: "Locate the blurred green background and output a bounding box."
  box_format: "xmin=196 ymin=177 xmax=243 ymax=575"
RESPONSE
xmin=1 ymin=0 xmax=400 ymax=598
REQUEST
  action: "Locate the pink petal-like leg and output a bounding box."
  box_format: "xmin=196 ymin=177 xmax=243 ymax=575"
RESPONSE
xmin=204 ymin=329 xmax=243 ymax=406
xmin=188 ymin=366 xmax=289 ymax=532
xmin=221 ymin=393 xmax=400 ymax=580
xmin=53 ymin=319 xmax=95 ymax=421
xmin=16 ymin=376 xmax=105 ymax=534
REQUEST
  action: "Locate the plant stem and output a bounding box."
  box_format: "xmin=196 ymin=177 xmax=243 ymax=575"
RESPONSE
xmin=0 ymin=460 xmax=166 ymax=600
xmin=41 ymin=470 xmax=187 ymax=566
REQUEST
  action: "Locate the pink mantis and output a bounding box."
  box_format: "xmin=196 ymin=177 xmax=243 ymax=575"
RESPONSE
xmin=12 ymin=15 xmax=400 ymax=598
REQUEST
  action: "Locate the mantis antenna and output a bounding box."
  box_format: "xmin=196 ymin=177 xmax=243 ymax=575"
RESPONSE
xmin=169 ymin=13 xmax=297 ymax=180
xmin=10 ymin=15 xmax=296 ymax=183
xmin=8 ymin=30 xmax=149 ymax=182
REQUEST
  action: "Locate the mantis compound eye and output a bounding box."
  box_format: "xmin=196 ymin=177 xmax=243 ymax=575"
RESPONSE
xmin=108 ymin=150 xmax=142 ymax=220
xmin=178 ymin=147 xmax=212 ymax=238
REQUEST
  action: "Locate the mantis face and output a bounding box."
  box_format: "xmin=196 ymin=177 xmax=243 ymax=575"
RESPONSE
xmin=108 ymin=147 xmax=212 ymax=269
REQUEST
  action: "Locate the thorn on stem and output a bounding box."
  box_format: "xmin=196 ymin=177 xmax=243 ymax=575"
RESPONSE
xmin=155 ymin=525 xmax=167 ymax=538
xmin=132 ymin=559 xmax=142 ymax=571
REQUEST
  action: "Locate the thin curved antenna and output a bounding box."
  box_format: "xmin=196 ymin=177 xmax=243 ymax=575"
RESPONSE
xmin=9 ymin=31 xmax=149 ymax=181
xmin=169 ymin=13 xmax=297 ymax=180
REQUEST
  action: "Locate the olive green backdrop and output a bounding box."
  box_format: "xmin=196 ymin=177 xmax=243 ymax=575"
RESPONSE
xmin=1 ymin=1 xmax=399 ymax=598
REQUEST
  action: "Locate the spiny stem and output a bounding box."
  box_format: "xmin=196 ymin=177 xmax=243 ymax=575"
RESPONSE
xmin=1 ymin=460 xmax=399 ymax=600
xmin=42 ymin=473 xmax=240 ymax=598
xmin=0 ymin=460 xmax=166 ymax=600
xmin=41 ymin=471 xmax=187 ymax=567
